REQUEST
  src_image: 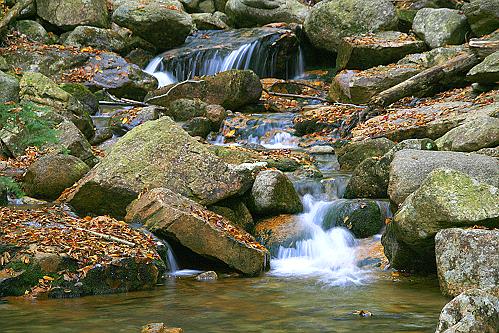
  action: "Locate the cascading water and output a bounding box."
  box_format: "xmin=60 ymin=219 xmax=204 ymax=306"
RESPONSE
xmin=145 ymin=28 xmax=305 ymax=87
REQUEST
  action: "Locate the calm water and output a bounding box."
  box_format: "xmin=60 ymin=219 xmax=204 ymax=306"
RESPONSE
xmin=0 ymin=272 xmax=447 ymax=333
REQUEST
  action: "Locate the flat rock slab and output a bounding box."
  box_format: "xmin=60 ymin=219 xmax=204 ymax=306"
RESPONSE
xmin=126 ymin=188 xmax=270 ymax=276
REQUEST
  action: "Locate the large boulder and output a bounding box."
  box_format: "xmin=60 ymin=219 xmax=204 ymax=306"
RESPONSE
xmin=191 ymin=12 xmax=230 ymax=30
xmin=387 ymin=169 xmax=499 ymax=272
xmin=467 ymin=51 xmax=499 ymax=85
xmin=435 ymin=289 xmax=499 ymax=333
xmin=247 ymin=170 xmax=303 ymax=216
xmin=23 ymin=154 xmax=90 ymax=201
xmin=125 ymin=188 xmax=270 ymax=276
xmin=412 ymin=8 xmax=469 ymax=49
xmin=36 ymin=0 xmax=110 ymax=30
xmin=462 ymin=0 xmax=499 ymax=37
xmin=0 ymin=71 xmax=19 ymax=103
xmin=225 ymin=0 xmax=309 ymax=28
xmin=65 ymin=117 xmax=250 ymax=218
xmin=388 ymin=150 xmax=499 ymax=206
xmin=146 ymin=70 xmax=262 ymax=110
xmin=436 ymin=228 xmax=499 ymax=297
xmin=15 ymin=20 xmax=49 ymax=43
xmin=336 ymin=137 xmax=395 ymax=171
xmin=112 ymin=0 xmax=194 ymax=51
xmin=435 ymin=116 xmax=499 ymax=152
xmin=254 ymin=214 xmax=307 ymax=255
xmin=304 ymin=0 xmax=398 ymax=53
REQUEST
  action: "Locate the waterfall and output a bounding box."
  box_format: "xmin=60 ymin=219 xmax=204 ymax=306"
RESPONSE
xmin=145 ymin=29 xmax=305 ymax=87
xmin=164 ymin=241 xmax=179 ymax=273
xmin=271 ymin=195 xmax=369 ymax=286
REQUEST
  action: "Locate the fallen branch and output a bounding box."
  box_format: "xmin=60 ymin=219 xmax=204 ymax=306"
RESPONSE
xmin=0 ymin=0 xmax=34 ymax=36
xmin=469 ymin=39 xmax=499 ymax=59
xmin=100 ymin=91 xmax=148 ymax=107
xmin=264 ymin=89 xmax=367 ymax=109
xmin=72 ymin=226 xmax=136 ymax=247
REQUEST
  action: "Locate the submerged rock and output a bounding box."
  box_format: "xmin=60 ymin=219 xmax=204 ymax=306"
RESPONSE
xmin=388 ymin=150 xmax=499 ymax=206
xmin=304 ymin=0 xmax=398 ymax=53
xmin=436 ymin=228 xmax=499 ymax=297
xmin=66 ymin=117 xmax=250 ymax=218
xmin=125 ymin=188 xmax=270 ymax=276
xmin=141 ymin=323 xmax=183 ymax=333
xmin=412 ymin=8 xmax=469 ymax=48
xmin=37 ymin=0 xmax=110 ymax=30
xmin=23 ymin=154 xmax=90 ymax=201
xmin=435 ymin=289 xmax=499 ymax=333
xmin=336 ymin=138 xmax=395 ymax=171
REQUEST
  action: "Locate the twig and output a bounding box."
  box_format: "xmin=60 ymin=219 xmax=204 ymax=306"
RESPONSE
xmin=264 ymin=88 xmax=367 ymax=108
xmin=101 ymin=91 xmax=148 ymax=107
xmin=72 ymin=226 xmax=136 ymax=247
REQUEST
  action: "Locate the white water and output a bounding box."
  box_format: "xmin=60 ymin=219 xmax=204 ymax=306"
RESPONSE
xmin=271 ymin=195 xmax=369 ymax=286
xmin=164 ymin=241 xmax=202 ymax=277
xmin=144 ymin=57 xmax=175 ymax=87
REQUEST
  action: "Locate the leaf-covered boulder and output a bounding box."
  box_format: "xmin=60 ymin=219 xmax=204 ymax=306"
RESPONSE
xmin=254 ymin=214 xmax=307 ymax=255
xmin=436 ymin=228 xmax=499 ymax=297
xmin=36 ymin=0 xmax=110 ymax=30
xmin=304 ymin=0 xmax=398 ymax=53
xmin=23 ymin=154 xmax=90 ymax=201
xmin=435 ymin=289 xmax=499 ymax=333
xmin=225 ymin=0 xmax=309 ymax=28
xmin=336 ymin=137 xmax=395 ymax=171
xmin=65 ymin=117 xmax=251 ymax=218
xmin=125 ymin=188 xmax=270 ymax=276
xmin=462 ymin=0 xmax=499 ymax=37
xmin=412 ymin=8 xmax=470 ymax=48
xmin=112 ymin=0 xmax=194 ymax=52
xmin=388 ymin=150 xmax=499 ymax=206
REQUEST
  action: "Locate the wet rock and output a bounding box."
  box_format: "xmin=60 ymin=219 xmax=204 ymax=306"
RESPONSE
xmin=59 ymin=83 xmax=99 ymax=116
xmin=15 ymin=20 xmax=49 ymax=43
xmin=141 ymin=323 xmax=183 ymax=333
xmin=113 ymin=0 xmax=194 ymax=52
xmin=435 ymin=289 xmax=499 ymax=333
xmin=435 ymin=116 xmax=499 ymax=152
xmin=146 ymin=70 xmax=262 ymax=110
xmin=36 ymin=0 xmax=110 ymax=30
xmin=23 ymin=154 xmax=89 ymax=201
xmin=196 ymin=271 xmax=218 ymax=281
xmin=388 ymin=150 xmax=499 ymax=206
xmin=323 ymin=199 xmax=384 ymax=238
xmin=413 ymin=8 xmax=469 ymax=49
xmin=254 ymin=214 xmax=306 ymax=255
xmin=51 ymin=120 xmax=99 ymax=167
xmin=66 ymin=117 xmax=250 ymax=218
xmin=225 ymin=0 xmax=309 ymax=28
xmin=345 ymin=138 xmax=437 ymax=199
xmin=467 ymin=51 xmax=499 ymax=84
xmin=19 ymin=72 xmax=95 ymax=140
xmin=0 ymin=71 xmax=19 ymax=103
xmin=388 ymin=169 xmax=499 ymax=272
xmin=462 ymin=0 xmax=499 ymax=37
xmin=126 ymin=188 xmax=270 ymax=276
xmin=165 ymin=98 xmax=209 ymax=121
xmin=192 ymin=12 xmax=229 ymax=30
xmin=336 ymin=137 xmax=395 ymax=171
xmin=336 ymin=31 xmax=426 ymax=70
xmin=304 ymin=0 xmax=398 ymax=53
xmin=247 ymin=170 xmax=303 ymax=217
xmin=436 ymin=228 xmax=499 ymax=298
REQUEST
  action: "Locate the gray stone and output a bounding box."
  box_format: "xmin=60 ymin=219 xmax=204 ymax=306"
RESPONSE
xmin=462 ymin=0 xmax=499 ymax=37
xmin=196 ymin=271 xmax=218 ymax=281
xmin=15 ymin=20 xmax=49 ymax=43
xmin=0 ymin=71 xmax=19 ymax=103
xmin=336 ymin=137 xmax=395 ymax=171
xmin=412 ymin=8 xmax=469 ymax=48
xmin=191 ymin=12 xmax=229 ymax=30
xmin=51 ymin=120 xmax=99 ymax=167
xmin=467 ymin=51 xmax=499 ymax=84
xmin=36 ymin=0 xmax=110 ymax=30
xmin=436 ymin=229 xmax=499 ymax=297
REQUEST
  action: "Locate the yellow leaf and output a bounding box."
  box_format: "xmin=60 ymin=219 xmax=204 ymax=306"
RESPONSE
xmin=43 ymin=276 xmax=54 ymax=281
xmin=122 ymin=117 xmax=129 ymax=124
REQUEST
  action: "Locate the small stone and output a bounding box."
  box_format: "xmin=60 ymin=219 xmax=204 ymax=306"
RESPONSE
xmin=195 ymin=271 xmax=218 ymax=281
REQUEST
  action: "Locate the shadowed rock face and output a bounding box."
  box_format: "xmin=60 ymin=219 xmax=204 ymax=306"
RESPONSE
xmin=66 ymin=117 xmax=251 ymax=219
xmin=125 ymin=188 xmax=270 ymax=276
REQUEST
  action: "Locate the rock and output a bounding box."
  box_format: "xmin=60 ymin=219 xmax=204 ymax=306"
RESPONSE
xmin=146 ymin=70 xmax=262 ymax=110
xmin=462 ymin=0 xmax=499 ymax=37
xmin=112 ymin=0 xmax=194 ymax=52
xmin=436 ymin=228 xmax=499 ymax=297
xmin=196 ymin=271 xmax=218 ymax=281
xmin=0 ymin=181 xmax=7 ymax=206
xmin=476 ymin=146 xmax=499 ymax=159
xmin=336 ymin=138 xmax=395 ymax=171
xmin=19 ymin=72 xmax=95 ymax=139
xmin=225 ymin=0 xmax=309 ymax=28
xmin=15 ymin=20 xmax=49 ymax=43
xmin=254 ymin=214 xmax=306 ymax=255
xmin=322 ymin=199 xmax=384 ymax=238
xmin=191 ymin=12 xmax=229 ymax=30
xmin=412 ymin=8 xmax=470 ymax=49
xmin=23 ymin=154 xmax=90 ymax=201
xmin=141 ymin=323 xmax=183 ymax=333
xmin=345 ymin=139 xmax=437 ymax=199
xmin=66 ymin=117 xmax=250 ymax=218
xmin=247 ymin=170 xmax=303 ymax=216
xmin=435 ymin=116 xmax=499 ymax=152
xmin=467 ymin=51 xmax=499 ymax=84
xmin=59 ymin=83 xmax=99 ymax=116
xmin=36 ymin=0 xmax=110 ymax=30
xmin=388 ymin=150 xmax=499 ymax=206
xmin=110 ymin=106 xmax=163 ymax=133
xmin=182 ymin=117 xmax=212 ymax=138
xmin=435 ymin=289 xmax=499 ymax=333
xmin=209 ymin=198 xmax=254 ymax=232
xmin=125 ymin=188 xmax=270 ymax=276
xmin=0 ymin=71 xmax=19 ymax=103
xmin=304 ymin=0 xmax=398 ymax=53
xmin=336 ymin=31 xmax=427 ymax=70
xmin=165 ymin=98 xmax=208 ymax=121
xmin=51 ymin=120 xmax=99 ymax=167
xmin=388 ymin=169 xmax=499 ymax=271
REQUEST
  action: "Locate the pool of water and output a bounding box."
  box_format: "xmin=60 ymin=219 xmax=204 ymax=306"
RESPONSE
xmin=0 ymin=272 xmax=447 ymax=333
